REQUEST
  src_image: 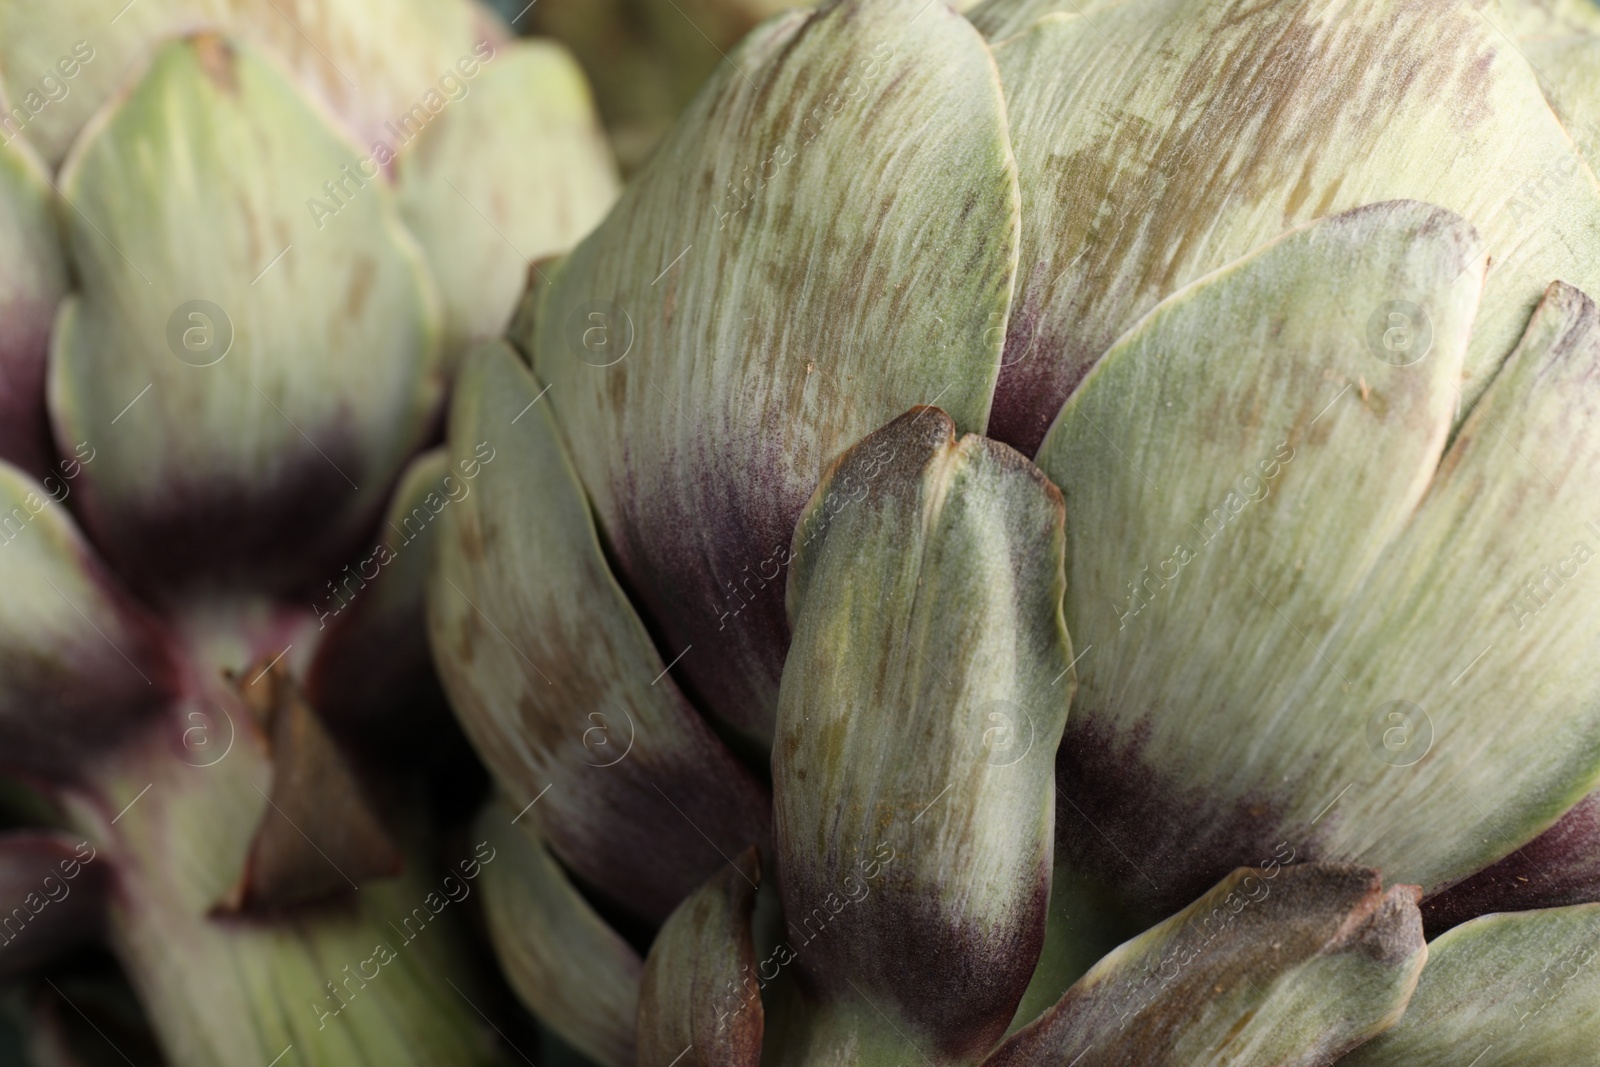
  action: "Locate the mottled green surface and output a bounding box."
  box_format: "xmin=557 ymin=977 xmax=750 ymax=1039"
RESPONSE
xmin=988 ymin=0 xmax=1600 ymax=449
xmin=775 ymin=408 xmax=1071 ymax=1061
xmin=429 ymin=343 xmax=768 ymax=924
xmin=526 ymin=0 xmax=1021 ymax=746
xmin=0 ymin=0 xmax=485 ymax=165
xmin=988 ymin=866 xmax=1424 ymax=1067
xmin=1345 ymin=904 xmax=1600 ymax=1066
xmin=50 ymin=35 xmax=441 ymax=592
xmin=637 ymin=850 xmax=762 ymax=1067
xmin=1036 ymin=203 xmax=1600 ymax=901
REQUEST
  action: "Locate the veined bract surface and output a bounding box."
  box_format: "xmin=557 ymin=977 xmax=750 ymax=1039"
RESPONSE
xmin=431 ymin=0 xmax=1600 ymax=1065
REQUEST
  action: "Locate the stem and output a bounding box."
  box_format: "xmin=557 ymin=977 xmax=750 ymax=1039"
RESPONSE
xmin=60 ymin=714 xmax=507 ymax=1067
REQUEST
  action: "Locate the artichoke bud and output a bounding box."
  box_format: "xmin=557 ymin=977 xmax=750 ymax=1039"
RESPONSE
xmin=422 ymin=0 xmax=1600 ymax=1062
xmin=0 ymin=16 xmax=569 ymax=1064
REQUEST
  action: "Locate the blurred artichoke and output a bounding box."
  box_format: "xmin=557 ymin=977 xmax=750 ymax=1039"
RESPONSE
xmin=430 ymin=0 xmax=1600 ymax=1063
xmin=0 ymin=0 xmax=615 ymax=1063
xmin=512 ymin=0 xmax=805 ymax=170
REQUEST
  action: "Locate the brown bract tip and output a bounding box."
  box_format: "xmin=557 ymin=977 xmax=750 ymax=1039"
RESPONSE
xmin=190 ymin=33 xmax=239 ymax=94
xmin=1350 ymin=884 xmax=1426 ymax=967
xmin=215 ymin=664 xmax=403 ymax=914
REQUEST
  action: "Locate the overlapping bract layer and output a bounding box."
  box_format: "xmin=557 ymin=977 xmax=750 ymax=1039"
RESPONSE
xmin=427 ymin=0 xmax=1600 ymax=1060
xmin=1343 ymin=903 xmax=1600 ymax=1066
xmin=989 ymin=865 xmax=1426 ymax=1067
xmin=516 ymin=0 xmax=1021 ymax=747
xmin=429 ymin=342 xmax=771 ymax=926
xmin=773 ymin=407 xmax=1071 ymax=1059
xmin=0 ymin=1 xmax=619 ymax=1064
xmin=985 ymin=0 xmax=1600 ymax=453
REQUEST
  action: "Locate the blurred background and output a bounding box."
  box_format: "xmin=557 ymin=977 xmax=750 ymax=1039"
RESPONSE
xmin=483 ymin=0 xmax=798 ymax=172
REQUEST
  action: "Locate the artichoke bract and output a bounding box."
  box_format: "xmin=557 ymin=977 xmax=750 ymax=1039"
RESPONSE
xmin=430 ymin=0 xmax=1600 ymax=1063
xmin=0 ymin=0 xmax=615 ymax=1062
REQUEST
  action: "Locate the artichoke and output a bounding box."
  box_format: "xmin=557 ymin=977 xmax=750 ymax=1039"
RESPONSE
xmin=429 ymin=0 xmax=1600 ymax=1063
xmin=514 ymin=0 xmax=801 ymax=169
xmin=0 ymin=1 xmax=615 ymax=1063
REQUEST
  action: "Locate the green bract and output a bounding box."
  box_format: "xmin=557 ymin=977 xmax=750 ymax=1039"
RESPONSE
xmin=0 ymin=0 xmax=615 ymax=1063
xmin=430 ymin=0 xmax=1600 ymax=1063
